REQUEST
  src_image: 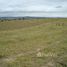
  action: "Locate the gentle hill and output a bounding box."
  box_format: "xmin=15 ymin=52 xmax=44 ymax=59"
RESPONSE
xmin=0 ymin=18 xmax=67 ymax=67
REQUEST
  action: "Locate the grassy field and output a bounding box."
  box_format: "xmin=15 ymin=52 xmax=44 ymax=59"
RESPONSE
xmin=0 ymin=18 xmax=67 ymax=67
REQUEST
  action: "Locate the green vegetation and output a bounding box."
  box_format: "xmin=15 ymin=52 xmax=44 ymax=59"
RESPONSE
xmin=0 ymin=18 xmax=67 ymax=67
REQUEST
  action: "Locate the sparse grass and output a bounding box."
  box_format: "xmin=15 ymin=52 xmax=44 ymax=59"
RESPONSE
xmin=0 ymin=18 xmax=67 ymax=67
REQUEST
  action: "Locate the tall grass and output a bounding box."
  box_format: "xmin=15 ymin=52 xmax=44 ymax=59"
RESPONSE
xmin=0 ymin=18 xmax=67 ymax=67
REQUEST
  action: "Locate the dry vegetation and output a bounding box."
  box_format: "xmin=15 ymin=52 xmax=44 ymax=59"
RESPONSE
xmin=0 ymin=18 xmax=67 ymax=67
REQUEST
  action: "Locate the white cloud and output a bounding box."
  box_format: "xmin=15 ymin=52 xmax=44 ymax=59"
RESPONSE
xmin=0 ymin=0 xmax=67 ymax=17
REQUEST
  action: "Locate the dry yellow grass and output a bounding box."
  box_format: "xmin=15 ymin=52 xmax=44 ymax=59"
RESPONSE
xmin=0 ymin=18 xmax=67 ymax=67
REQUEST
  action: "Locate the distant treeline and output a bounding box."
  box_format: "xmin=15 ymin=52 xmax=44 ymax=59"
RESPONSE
xmin=0 ymin=17 xmax=45 ymax=22
xmin=0 ymin=17 xmax=25 ymax=22
xmin=0 ymin=17 xmax=67 ymax=22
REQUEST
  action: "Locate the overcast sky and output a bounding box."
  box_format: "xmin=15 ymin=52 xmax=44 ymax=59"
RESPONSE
xmin=0 ymin=0 xmax=67 ymax=17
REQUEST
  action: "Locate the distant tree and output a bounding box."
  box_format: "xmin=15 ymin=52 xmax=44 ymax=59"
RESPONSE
xmin=1 ymin=20 xmax=3 ymax=22
xmin=23 ymin=17 xmax=24 ymax=20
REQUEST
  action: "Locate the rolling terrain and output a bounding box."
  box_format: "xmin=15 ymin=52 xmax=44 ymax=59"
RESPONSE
xmin=0 ymin=18 xmax=67 ymax=67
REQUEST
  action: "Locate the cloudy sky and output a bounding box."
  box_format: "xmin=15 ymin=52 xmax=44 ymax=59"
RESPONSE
xmin=0 ymin=0 xmax=67 ymax=17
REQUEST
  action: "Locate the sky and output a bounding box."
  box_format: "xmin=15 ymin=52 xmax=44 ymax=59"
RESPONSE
xmin=0 ymin=0 xmax=67 ymax=17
